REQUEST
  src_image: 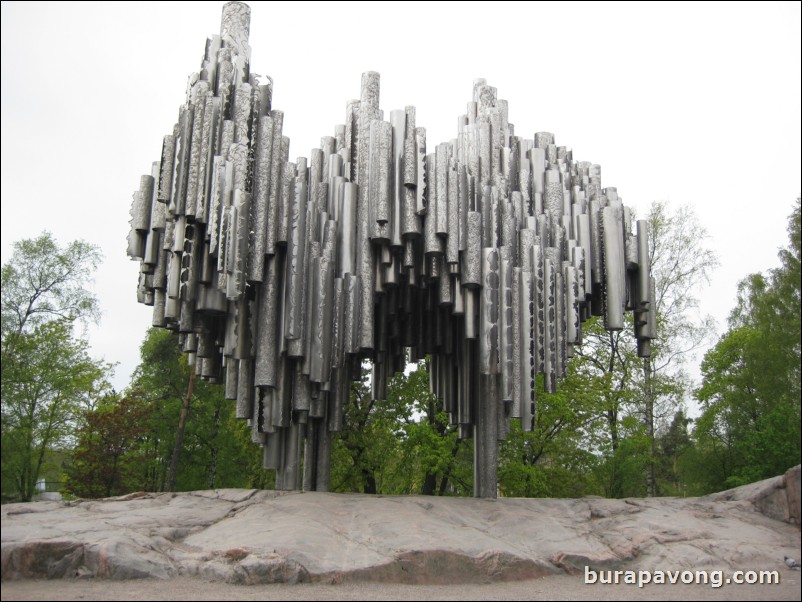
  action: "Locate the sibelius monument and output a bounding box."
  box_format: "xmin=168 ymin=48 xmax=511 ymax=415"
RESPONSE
xmin=128 ymin=2 xmax=655 ymax=498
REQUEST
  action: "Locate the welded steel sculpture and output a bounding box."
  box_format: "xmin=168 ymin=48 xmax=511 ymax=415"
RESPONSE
xmin=128 ymin=2 xmax=655 ymax=498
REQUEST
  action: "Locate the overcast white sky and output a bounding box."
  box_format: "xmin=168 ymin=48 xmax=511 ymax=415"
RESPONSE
xmin=2 ymin=1 xmax=800 ymax=398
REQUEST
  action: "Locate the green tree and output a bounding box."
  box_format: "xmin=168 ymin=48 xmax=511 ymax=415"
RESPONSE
xmin=694 ymin=199 xmax=801 ymax=491
xmin=499 ymin=370 xmax=602 ymax=498
xmin=129 ymin=328 xmax=186 ymax=491
xmin=568 ymin=202 xmax=716 ymax=497
xmin=1 ymin=321 xmax=108 ymax=501
xmin=130 ymin=328 xmax=260 ymax=492
xmin=329 ymin=361 xmax=473 ymax=496
xmin=497 ymin=202 xmax=716 ymax=499
xmin=641 ymin=202 xmax=718 ymax=496
xmin=330 ymin=363 xmax=402 ymax=494
xmin=1 ymin=232 xmax=101 ymax=359
xmin=395 ymin=362 xmax=472 ymax=496
xmin=1 ymin=232 xmax=107 ymax=502
xmin=653 ymin=410 xmax=692 ymax=496
xmin=571 ymin=317 xmax=644 ymax=497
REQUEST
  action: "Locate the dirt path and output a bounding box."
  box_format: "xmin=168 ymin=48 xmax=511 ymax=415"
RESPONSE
xmin=2 ymin=573 xmax=800 ymax=601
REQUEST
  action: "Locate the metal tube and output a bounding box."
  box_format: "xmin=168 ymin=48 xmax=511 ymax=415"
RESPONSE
xmin=265 ymin=111 xmax=284 ymax=253
xmin=415 ymin=127 xmax=427 ymax=215
xmin=474 ymin=374 xmax=498 ymax=498
xmin=499 ymin=248 xmax=513 ymax=403
xmin=248 ymin=114 xmax=273 ymax=281
xmin=602 ymin=206 xmax=625 ymax=330
xmin=446 ymin=157 xmax=460 ymax=265
xmin=277 ymin=158 xmax=294 ymax=250
xmin=479 ymin=248 xmax=499 ymax=375
xmin=284 ymin=175 xmax=308 ymax=344
xmin=423 ymin=154 xmax=443 ymax=256
xmin=435 ymin=143 xmax=450 ymax=236
xmin=462 ymin=211 xmax=482 ymax=288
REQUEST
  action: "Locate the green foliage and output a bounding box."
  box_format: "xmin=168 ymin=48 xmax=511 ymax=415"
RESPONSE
xmin=127 ymin=328 xmax=263 ymax=493
xmin=569 ymin=316 xmax=647 ymax=498
xmin=394 ymin=364 xmax=472 ymax=496
xmin=330 ymin=363 xmax=403 ymax=494
xmin=640 ymin=202 xmax=717 ymax=496
xmin=129 ymin=328 xmax=187 ymax=491
xmin=233 ymin=413 xmax=276 ymax=490
xmin=330 ymin=361 xmax=473 ymax=496
xmin=1 ymin=322 xmax=109 ymax=501
xmin=694 ymin=199 xmax=801 ymax=492
xmin=504 ymin=202 xmax=716 ymax=499
xmin=63 ymin=327 xmax=267 ymax=498
xmin=596 ymin=418 xmax=651 ymax=498
xmin=499 ymin=370 xmax=601 ymax=498
xmin=1 ymin=232 xmax=101 ymax=350
xmin=654 ymin=411 xmax=693 ymax=496
xmin=499 ymin=420 xmax=599 ymax=498
xmin=1 ymin=232 xmax=108 ymax=502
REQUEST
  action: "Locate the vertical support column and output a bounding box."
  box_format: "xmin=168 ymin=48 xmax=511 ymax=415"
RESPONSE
xmin=474 ymin=374 xmax=499 ymax=498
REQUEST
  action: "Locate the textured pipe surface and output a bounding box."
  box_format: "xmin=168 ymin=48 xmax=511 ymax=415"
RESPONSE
xmin=128 ymin=1 xmax=653 ymax=497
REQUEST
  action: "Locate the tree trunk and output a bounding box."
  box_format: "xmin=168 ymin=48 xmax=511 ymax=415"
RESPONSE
xmin=421 ymin=396 xmax=438 ymax=495
xmin=19 ymin=461 xmax=32 ymax=503
xmin=167 ymin=370 xmax=195 ymax=492
xmin=106 ymin=454 xmax=119 ymax=497
xmin=422 ymin=472 xmax=437 ymax=495
xmin=607 ymin=407 xmax=623 ymax=498
xmin=607 ymin=409 xmax=619 ymax=452
xmin=20 ymin=430 xmax=35 ymax=502
xmin=362 ymin=470 xmax=377 ymax=494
